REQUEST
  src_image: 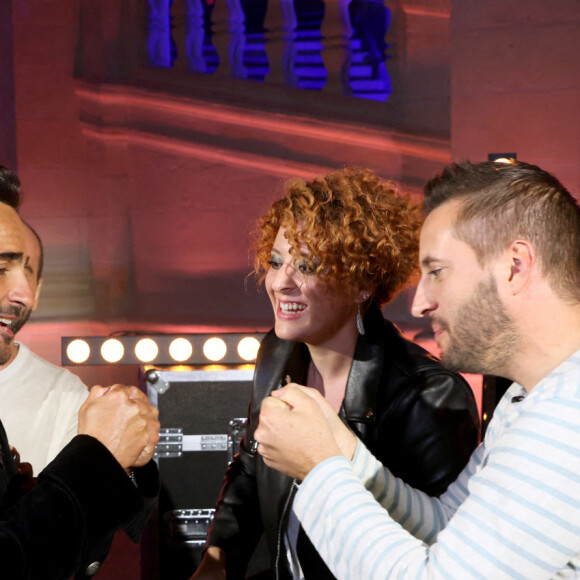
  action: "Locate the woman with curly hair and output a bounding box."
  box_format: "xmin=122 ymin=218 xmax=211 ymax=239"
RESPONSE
xmin=192 ymin=168 xmax=479 ymax=580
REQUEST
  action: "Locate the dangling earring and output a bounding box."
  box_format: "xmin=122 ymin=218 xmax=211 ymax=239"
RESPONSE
xmin=357 ymin=304 xmax=365 ymax=335
xmin=357 ymin=293 xmax=370 ymax=336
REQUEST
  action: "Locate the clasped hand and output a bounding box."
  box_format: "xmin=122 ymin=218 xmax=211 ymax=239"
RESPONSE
xmin=78 ymin=384 xmax=160 ymax=470
xmin=254 ymin=384 xmax=358 ymax=481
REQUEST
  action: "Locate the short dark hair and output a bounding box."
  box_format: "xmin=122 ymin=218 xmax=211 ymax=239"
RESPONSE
xmin=0 ymin=165 xmax=22 ymax=208
xmin=0 ymin=166 xmax=43 ymax=280
xmin=424 ymin=160 xmax=580 ymax=303
xmin=23 ymin=221 xmax=44 ymax=281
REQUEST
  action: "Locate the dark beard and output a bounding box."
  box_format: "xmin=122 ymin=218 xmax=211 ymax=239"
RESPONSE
xmin=0 ymin=306 xmax=32 ymax=366
xmin=439 ymin=275 xmax=519 ymax=377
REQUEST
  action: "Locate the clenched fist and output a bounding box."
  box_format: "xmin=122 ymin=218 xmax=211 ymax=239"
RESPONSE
xmin=78 ymin=384 xmax=160 ymax=470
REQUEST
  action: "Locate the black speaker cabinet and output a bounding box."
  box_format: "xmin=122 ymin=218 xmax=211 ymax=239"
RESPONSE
xmin=141 ymin=366 xmax=268 ymax=580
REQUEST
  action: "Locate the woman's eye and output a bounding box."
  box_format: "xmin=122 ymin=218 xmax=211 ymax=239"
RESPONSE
xmin=266 ymin=259 xmax=282 ymax=270
xmin=297 ymin=262 xmax=315 ymax=275
xmin=429 ymin=268 xmax=441 ymax=279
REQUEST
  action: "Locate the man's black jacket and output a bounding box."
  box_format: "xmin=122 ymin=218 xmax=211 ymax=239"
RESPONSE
xmin=0 ymin=423 xmax=158 ymax=579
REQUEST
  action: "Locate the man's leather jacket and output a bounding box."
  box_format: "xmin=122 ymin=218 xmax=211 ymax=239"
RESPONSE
xmin=206 ymin=308 xmax=480 ymax=578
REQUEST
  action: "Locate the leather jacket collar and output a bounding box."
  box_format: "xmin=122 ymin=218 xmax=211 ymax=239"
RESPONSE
xmin=251 ymin=306 xmax=387 ymax=427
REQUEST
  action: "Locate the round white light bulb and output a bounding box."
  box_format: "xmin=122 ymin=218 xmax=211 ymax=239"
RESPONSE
xmin=101 ymin=339 xmax=125 ymax=363
xmin=169 ymin=338 xmax=193 ymax=362
xmin=66 ymin=339 xmax=91 ymax=364
xmin=135 ymin=338 xmax=159 ymax=363
xmin=203 ymin=337 xmax=227 ymax=362
xmin=237 ymin=336 xmax=260 ymax=361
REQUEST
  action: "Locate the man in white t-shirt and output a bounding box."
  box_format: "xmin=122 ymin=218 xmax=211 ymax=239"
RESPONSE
xmin=0 ymin=168 xmax=88 ymax=472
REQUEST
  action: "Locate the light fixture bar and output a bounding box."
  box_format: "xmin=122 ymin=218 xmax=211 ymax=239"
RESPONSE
xmin=61 ymin=333 xmax=265 ymax=366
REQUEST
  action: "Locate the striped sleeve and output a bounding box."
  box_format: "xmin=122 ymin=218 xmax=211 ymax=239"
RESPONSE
xmin=294 ymin=390 xmax=580 ymax=579
xmin=348 ymin=439 xmax=463 ymax=543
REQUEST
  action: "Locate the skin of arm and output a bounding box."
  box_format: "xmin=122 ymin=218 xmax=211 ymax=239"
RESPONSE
xmin=190 ymin=546 xmax=226 ymax=579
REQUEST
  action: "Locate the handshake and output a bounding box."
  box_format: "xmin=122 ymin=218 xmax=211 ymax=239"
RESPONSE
xmin=78 ymin=384 xmax=160 ymax=471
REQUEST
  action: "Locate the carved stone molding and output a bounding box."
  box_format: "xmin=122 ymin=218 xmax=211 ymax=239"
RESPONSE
xmin=75 ymin=80 xmax=450 ymax=195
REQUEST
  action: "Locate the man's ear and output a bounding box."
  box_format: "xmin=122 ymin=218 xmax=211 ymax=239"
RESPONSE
xmin=507 ymin=240 xmax=535 ymax=294
xmin=31 ymin=278 xmax=43 ymax=311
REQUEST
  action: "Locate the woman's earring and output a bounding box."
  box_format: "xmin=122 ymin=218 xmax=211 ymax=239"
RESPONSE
xmin=357 ymin=293 xmax=370 ymax=336
xmin=357 ymin=304 xmax=365 ymax=335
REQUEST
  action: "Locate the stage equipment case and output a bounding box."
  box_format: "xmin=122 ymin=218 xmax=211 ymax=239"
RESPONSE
xmin=142 ymin=366 xmax=268 ymax=580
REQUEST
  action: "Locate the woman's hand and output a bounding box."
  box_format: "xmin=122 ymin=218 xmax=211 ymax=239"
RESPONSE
xmin=189 ymin=546 xmax=226 ymax=580
xmin=10 ymin=446 xmax=37 ymax=494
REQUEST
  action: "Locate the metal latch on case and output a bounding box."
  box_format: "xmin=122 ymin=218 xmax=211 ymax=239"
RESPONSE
xmin=154 ymin=428 xmax=228 ymax=458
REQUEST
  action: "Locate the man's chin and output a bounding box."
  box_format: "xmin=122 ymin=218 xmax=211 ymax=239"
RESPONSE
xmin=0 ymin=338 xmax=16 ymax=367
xmin=441 ymin=348 xmax=469 ymax=374
xmin=441 ymin=349 xmax=487 ymax=376
xmin=440 ymin=353 xmax=462 ymax=372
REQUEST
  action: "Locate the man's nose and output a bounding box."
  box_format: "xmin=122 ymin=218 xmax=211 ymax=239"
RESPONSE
xmin=7 ymin=269 xmax=34 ymax=308
xmin=411 ymin=278 xmax=434 ymax=318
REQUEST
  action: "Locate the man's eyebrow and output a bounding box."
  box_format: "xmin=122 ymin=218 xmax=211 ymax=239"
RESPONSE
xmin=420 ymin=255 xmax=438 ymax=269
xmin=0 ymin=252 xmax=24 ymax=263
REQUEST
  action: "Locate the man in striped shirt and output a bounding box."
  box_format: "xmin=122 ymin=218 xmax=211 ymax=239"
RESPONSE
xmin=255 ymin=160 xmax=580 ymax=579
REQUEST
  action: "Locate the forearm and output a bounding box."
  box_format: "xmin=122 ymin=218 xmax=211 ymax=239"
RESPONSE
xmin=294 ymin=403 xmax=580 ymax=579
xmin=205 ymin=445 xmax=263 ymax=574
xmin=294 ymin=456 xmax=431 ymax=579
xmin=123 ymin=459 xmax=160 ymax=542
xmin=0 ymin=435 xmax=147 ymax=580
xmin=350 ymin=441 xmax=448 ymax=543
xmin=191 ymin=546 xmax=226 ymax=579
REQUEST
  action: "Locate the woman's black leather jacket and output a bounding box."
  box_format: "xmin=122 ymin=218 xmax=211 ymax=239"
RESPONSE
xmin=205 ymin=308 xmax=480 ymax=578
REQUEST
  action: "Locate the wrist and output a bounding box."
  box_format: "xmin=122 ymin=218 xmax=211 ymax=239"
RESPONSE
xmin=203 ymin=545 xmax=226 ymax=568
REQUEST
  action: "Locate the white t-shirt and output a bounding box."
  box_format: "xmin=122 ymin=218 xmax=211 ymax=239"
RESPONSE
xmin=0 ymin=343 xmax=89 ymax=473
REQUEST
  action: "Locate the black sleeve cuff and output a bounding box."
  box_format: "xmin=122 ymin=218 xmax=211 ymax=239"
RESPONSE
xmin=40 ymin=435 xmax=146 ymax=536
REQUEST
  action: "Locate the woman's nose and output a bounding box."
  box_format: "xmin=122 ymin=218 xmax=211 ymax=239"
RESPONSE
xmin=271 ymin=263 xmax=299 ymax=292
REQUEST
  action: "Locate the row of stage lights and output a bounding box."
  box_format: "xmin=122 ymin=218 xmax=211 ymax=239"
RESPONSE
xmin=61 ymin=333 xmax=266 ymax=366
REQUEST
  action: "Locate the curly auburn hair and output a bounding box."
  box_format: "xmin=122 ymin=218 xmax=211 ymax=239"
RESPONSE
xmin=253 ymin=167 xmax=422 ymax=306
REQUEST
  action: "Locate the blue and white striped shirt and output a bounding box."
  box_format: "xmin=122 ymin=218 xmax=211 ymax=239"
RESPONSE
xmin=294 ymin=350 xmax=580 ymax=579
